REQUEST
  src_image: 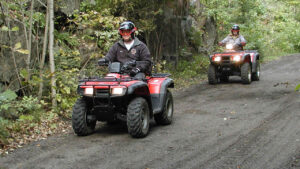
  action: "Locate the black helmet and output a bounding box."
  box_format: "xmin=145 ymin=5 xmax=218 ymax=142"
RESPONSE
xmin=119 ymin=21 xmax=137 ymax=38
xmin=231 ymin=24 xmax=240 ymax=34
xmin=232 ymin=24 xmax=240 ymax=30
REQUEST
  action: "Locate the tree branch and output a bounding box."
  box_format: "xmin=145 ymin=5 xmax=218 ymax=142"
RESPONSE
xmin=37 ymin=0 xmax=47 ymax=8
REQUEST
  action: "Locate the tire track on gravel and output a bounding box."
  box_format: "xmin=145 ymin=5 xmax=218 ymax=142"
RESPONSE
xmin=196 ymin=93 xmax=300 ymax=169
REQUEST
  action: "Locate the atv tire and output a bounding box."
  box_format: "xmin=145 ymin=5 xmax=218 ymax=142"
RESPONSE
xmin=252 ymin=61 xmax=260 ymax=81
xmin=154 ymin=90 xmax=173 ymax=125
xmin=127 ymin=97 xmax=150 ymax=138
xmin=241 ymin=62 xmax=252 ymax=84
xmin=208 ymin=64 xmax=218 ymax=84
xmin=72 ymin=98 xmax=96 ymax=136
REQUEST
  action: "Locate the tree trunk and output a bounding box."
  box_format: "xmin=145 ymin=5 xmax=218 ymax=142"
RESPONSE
xmin=27 ymin=0 xmax=34 ymax=82
xmin=20 ymin=1 xmax=29 ymax=82
xmin=48 ymin=0 xmax=57 ymax=107
xmin=175 ymin=2 xmax=179 ymax=69
xmin=38 ymin=6 xmax=49 ymax=100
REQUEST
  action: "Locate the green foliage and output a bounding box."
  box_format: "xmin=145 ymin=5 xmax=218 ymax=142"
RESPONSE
xmin=71 ymin=10 xmax=125 ymax=57
xmin=187 ymin=27 xmax=204 ymax=50
xmin=55 ymin=69 xmax=79 ymax=115
xmin=0 ymin=90 xmax=42 ymax=122
xmin=17 ymin=96 xmax=42 ymax=120
xmin=0 ymin=90 xmax=17 ymax=103
xmin=56 ymin=48 xmax=81 ymax=70
xmin=296 ymin=84 xmax=300 ymax=91
xmin=164 ymin=54 xmax=209 ymax=89
xmin=167 ymin=55 xmax=210 ymax=80
xmin=33 ymin=12 xmax=46 ymax=28
xmin=55 ymin=32 xmax=79 ymax=47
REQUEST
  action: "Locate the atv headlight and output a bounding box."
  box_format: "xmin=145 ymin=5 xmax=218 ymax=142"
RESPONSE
xmin=213 ymin=56 xmax=221 ymax=62
xmin=111 ymin=87 xmax=127 ymax=96
xmin=84 ymin=87 xmax=94 ymax=96
xmin=232 ymin=55 xmax=241 ymax=62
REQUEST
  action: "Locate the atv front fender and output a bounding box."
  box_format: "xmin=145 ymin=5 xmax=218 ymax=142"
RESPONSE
xmin=127 ymin=81 xmax=149 ymax=95
xmin=241 ymin=53 xmax=251 ymax=63
xmin=127 ymin=81 xmax=153 ymax=113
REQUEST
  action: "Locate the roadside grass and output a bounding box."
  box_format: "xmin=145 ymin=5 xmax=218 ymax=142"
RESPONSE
xmin=166 ymin=54 xmax=210 ymax=90
xmin=172 ymin=74 xmax=208 ymax=91
xmin=262 ymin=55 xmax=280 ymax=63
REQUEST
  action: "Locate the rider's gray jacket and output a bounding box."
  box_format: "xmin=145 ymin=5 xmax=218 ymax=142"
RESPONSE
xmin=221 ymin=34 xmax=247 ymax=50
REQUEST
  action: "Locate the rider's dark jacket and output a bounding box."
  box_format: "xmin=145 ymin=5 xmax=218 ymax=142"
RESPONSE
xmin=105 ymin=37 xmax=152 ymax=74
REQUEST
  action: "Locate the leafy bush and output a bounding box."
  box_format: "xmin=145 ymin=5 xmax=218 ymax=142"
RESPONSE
xmin=0 ymin=90 xmax=44 ymax=148
xmin=55 ymin=69 xmax=80 ymax=118
xmin=71 ymin=10 xmax=125 ymax=57
xmin=0 ymin=90 xmax=42 ymax=122
xmin=0 ymin=90 xmax=18 ymax=120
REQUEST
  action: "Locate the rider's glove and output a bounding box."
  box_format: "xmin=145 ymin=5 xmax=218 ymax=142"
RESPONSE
xmin=130 ymin=67 xmax=141 ymax=76
xmin=98 ymin=58 xmax=108 ymax=66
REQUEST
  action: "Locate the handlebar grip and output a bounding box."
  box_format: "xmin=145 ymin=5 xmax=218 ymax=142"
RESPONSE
xmin=98 ymin=58 xmax=109 ymax=66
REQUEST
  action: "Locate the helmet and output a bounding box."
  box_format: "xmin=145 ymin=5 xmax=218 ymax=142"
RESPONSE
xmin=119 ymin=21 xmax=137 ymax=39
xmin=231 ymin=24 xmax=240 ymax=34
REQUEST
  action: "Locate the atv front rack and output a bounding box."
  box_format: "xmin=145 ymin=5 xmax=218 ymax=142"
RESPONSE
xmin=79 ymin=76 xmax=133 ymax=83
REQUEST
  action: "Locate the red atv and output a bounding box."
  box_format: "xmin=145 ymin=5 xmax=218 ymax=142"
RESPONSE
xmin=72 ymin=61 xmax=174 ymax=138
xmin=208 ymin=42 xmax=260 ymax=84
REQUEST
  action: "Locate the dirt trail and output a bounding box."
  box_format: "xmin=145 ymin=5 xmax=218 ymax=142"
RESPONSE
xmin=1 ymin=54 xmax=300 ymax=169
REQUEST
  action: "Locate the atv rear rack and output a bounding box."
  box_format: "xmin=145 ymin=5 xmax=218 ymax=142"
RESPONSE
xmin=151 ymin=73 xmax=171 ymax=78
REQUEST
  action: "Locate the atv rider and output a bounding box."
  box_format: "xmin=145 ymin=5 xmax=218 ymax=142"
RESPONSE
xmin=98 ymin=21 xmax=152 ymax=79
xmin=219 ymin=24 xmax=247 ymax=50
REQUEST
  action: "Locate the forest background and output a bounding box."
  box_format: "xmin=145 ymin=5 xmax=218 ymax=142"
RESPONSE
xmin=0 ymin=0 xmax=300 ymax=153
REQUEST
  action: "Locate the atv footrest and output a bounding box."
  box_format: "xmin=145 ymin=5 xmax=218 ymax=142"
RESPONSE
xmin=116 ymin=113 xmax=127 ymax=121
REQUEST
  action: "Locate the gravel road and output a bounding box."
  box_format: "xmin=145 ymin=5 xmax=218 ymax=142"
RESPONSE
xmin=1 ymin=54 xmax=300 ymax=169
